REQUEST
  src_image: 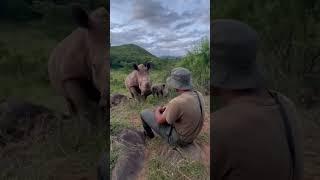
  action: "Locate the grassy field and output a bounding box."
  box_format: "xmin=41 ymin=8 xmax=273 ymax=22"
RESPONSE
xmin=110 ymin=68 xmax=210 ymax=179
xmin=0 ymin=22 xmax=106 ymax=180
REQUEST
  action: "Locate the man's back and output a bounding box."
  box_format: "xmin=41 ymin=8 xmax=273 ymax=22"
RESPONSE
xmin=164 ymin=91 xmax=205 ymax=143
xmin=212 ymin=91 xmax=303 ymax=180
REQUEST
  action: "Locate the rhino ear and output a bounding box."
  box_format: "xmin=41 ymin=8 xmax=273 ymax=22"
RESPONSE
xmin=72 ymin=5 xmax=90 ymax=29
xmin=133 ymin=64 xmax=138 ymax=70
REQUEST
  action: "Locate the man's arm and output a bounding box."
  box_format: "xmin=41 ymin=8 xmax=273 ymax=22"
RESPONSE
xmin=155 ymin=106 xmax=166 ymax=124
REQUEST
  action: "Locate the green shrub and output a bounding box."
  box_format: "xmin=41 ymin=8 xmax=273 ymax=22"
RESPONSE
xmin=177 ymin=37 xmax=210 ymax=92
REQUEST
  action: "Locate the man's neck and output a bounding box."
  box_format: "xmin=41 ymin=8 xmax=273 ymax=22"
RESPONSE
xmin=177 ymin=89 xmax=192 ymax=94
xmin=220 ymin=88 xmax=270 ymax=105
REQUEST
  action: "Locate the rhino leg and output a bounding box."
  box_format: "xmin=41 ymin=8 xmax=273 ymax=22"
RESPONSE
xmin=63 ymin=80 xmax=93 ymax=144
xmin=129 ymin=87 xmax=142 ymax=101
xmin=128 ymin=87 xmax=135 ymax=99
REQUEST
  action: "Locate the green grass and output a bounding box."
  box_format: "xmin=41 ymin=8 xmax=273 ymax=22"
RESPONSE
xmin=143 ymin=136 xmax=209 ymax=180
xmin=0 ymin=117 xmax=106 ymax=179
xmin=110 ymin=142 xmax=121 ymax=172
xmin=148 ymin=157 xmax=208 ymax=180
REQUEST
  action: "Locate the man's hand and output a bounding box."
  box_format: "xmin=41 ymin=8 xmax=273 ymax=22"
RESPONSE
xmin=155 ymin=106 xmax=167 ymax=124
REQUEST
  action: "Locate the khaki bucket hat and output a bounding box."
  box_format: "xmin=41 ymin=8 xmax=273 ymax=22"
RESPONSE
xmin=166 ymin=67 xmax=193 ymax=90
xmin=212 ymin=19 xmax=265 ymax=89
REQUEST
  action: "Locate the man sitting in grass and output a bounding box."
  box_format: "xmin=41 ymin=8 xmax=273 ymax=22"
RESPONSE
xmin=140 ymin=67 xmax=205 ymax=146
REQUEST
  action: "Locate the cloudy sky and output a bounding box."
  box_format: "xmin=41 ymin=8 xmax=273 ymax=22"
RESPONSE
xmin=111 ymin=0 xmax=210 ymax=57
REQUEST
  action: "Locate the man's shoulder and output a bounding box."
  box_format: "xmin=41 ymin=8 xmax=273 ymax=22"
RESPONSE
xmin=168 ymin=95 xmax=181 ymax=104
xmin=212 ymin=103 xmax=246 ymax=129
xmin=212 ymin=95 xmax=266 ymax=130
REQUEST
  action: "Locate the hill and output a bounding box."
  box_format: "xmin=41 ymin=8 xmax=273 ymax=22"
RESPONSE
xmin=159 ymin=55 xmax=182 ymax=61
xmin=110 ymin=44 xmax=160 ymax=68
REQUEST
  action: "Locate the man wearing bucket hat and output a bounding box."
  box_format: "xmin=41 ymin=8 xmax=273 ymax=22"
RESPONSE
xmin=140 ymin=67 xmax=205 ymax=146
xmin=211 ymin=19 xmax=303 ymax=180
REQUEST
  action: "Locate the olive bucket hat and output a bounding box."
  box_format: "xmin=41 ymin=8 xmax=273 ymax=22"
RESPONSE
xmin=166 ymin=67 xmax=193 ymax=90
xmin=212 ymin=19 xmax=265 ymax=89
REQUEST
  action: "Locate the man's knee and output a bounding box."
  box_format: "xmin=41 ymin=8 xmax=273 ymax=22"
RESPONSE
xmin=140 ymin=109 xmax=153 ymax=120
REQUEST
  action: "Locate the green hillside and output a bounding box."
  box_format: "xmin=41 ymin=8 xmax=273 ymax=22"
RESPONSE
xmin=110 ymin=44 xmax=160 ymax=69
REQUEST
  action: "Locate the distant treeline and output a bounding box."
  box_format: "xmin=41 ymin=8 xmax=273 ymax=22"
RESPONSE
xmin=212 ymin=0 xmax=320 ymax=102
xmin=0 ymin=0 xmax=108 ymax=21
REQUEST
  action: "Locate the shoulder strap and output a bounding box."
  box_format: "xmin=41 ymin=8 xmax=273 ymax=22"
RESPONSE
xmin=191 ymin=91 xmax=204 ymax=132
xmin=195 ymin=91 xmax=203 ymax=118
xmin=174 ymin=91 xmax=204 ymax=138
xmin=269 ymin=91 xmax=295 ymax=179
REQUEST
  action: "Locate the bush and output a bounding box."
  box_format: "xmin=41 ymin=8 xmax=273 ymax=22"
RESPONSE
xmin=177 ymin=37 xmax=210 ymax=92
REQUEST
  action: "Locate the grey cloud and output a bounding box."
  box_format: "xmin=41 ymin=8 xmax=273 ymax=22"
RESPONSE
xmin=111 ymin=27 xmax=158 ymax=46
xmin=111 ymin=22 xmax=123 ymax=29
xmin=111 ymin=0 xmax=209 ymax=56
xmin=111 ymin=30 xmax=145 ymax=45
xmin=174 ymin=21 xmax=194 ymax=30
xmin=132 ymin=0 xmax=182 ymax=28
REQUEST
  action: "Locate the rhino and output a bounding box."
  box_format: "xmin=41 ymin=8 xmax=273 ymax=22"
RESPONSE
xmin=0 ymin=97 xmax=59 ymax=146
xmin=125 ymin=63 xmax=152 ymax=101
xmin=110 ymin=93 xmax=129 ymax=107
xmin=48 ymin=6 xmax=109 ymax=132
xmin=151 ymin=83 xmax=168 ymax=97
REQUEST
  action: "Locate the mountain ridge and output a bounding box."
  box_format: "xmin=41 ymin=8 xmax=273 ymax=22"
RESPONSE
xmin=110 ymin=44 xmax=159 ymax=68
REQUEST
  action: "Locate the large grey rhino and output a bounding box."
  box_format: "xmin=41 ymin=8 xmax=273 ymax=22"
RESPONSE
xmin=125 ymin=63 xmax=152 ymax=101
xmin=48 ymin=6 xmax=109 ymax=132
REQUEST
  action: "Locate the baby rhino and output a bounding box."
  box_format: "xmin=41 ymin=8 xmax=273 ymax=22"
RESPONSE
xmin=151 ymin=83 xmax=168 ymax=97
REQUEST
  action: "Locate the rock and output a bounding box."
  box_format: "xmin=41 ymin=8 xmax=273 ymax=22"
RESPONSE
xmin=112 ymin=129 xmax=146 ymax=180
xmin=110 ymin=93 xmax=129 ymax=107
xmin=0 ymin=97 xmax=59 ymax=145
